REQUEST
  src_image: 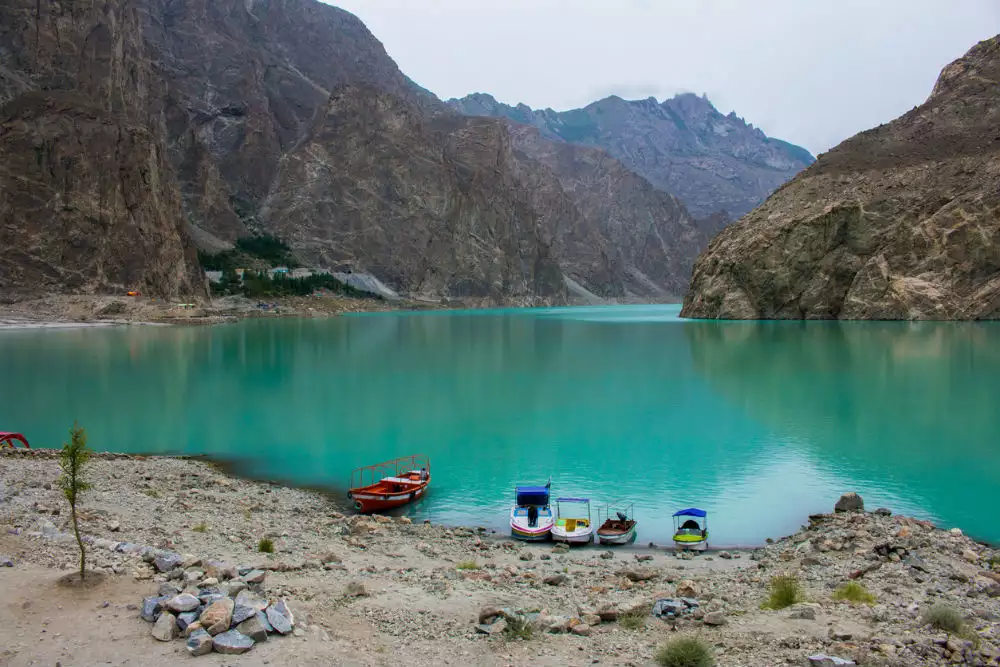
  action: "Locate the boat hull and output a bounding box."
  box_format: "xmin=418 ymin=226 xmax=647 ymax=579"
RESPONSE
xmin=673 ymin=535 xmax=708 ymax=551
xmin=349 ymin=474 xmax=430 ymax=513
xmin=511 ymin=524 xmax=552 ymax=541
xmin=510 ymin=508 xmax=554 ymax=541
xmin=551 ymin=527 xmax=593 ymax=544
xmin=598 ymin=527 xmax=637 ymax=545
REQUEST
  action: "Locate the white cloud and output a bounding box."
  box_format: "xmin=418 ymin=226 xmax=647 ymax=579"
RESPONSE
xmin=326 ymin=0 xmax=999 ymax=154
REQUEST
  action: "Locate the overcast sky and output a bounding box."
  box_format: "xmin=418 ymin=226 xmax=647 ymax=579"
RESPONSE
xmin=326 ymin=1 xmax=999 ymax=155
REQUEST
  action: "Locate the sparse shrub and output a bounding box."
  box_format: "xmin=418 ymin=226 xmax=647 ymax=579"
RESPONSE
xmin=618 ymin=608 xmax=646 ymax=630
xmin=655 ymin=636 xmax=714 ymax=667
xmin=761 ymin=574 xmax=803 ymax=610
xmin=504 ymin=615 xmax=534 ymax=640
xmin=922 ymin=603 xmax=965 ymax=634
xmin=192 ymin=521 xmax=209 ymax=533
xmin=456 ymin=560 xmax=479 ymax=570
xmin=832 ymin=581 xmax=876 ymax=605
xmin=988 ymin=554 xmax=1000 ymax=569
xmin=258 ymin=537 xmax=275 ymax=553
xmin=58 ymin=423 xmax=92 ymax=580
xmin=142 ymin=488 xmax=160 ymax=498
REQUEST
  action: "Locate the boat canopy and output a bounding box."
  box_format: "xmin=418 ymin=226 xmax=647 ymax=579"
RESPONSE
xmin=556 ymin=497 xmax=589 ymax=503
xmin=516 ymin=485 xmax=550 ymax=506
xmin=672 ymin=508 xmax=707 ymax=518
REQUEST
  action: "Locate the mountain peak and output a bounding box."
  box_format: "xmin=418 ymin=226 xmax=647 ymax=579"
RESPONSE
xmin=448 ymin=91 xmax=813 ymax=217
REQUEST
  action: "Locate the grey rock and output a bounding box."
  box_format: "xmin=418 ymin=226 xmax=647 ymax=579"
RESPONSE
xmin=203 ymin=560 xmax=236 ymax=581
xmin=176 ymin=611 xmax=199 ymax=632
xmin=212 ymin=629 xmax=255 ymax=654
xmin=266 ymin=606 xmax=293 ymax=635
xmin=140 ymin=596 xmax=169 ymax=623
xmin=231 ymin=604 xmax=258 ymax=626
xmin=904 ymin=554 xmax=929 ymax=572
xmin=165 ymin=593 xmax=201 ymax=613
xmin=236 ymin=613 xmax=270 ymax=642
xmin=652 ymin=598 xmax=698 ymax=618
xmin=241 ymin=569 xmax=266 ymax=584
xmin=475 ymin=618 xmax=507 ymax=635
xmin=788 ymin=603 xmax=820 ymax=620
xmin=622 ymin=567 xmax=656 ymax=582
xmin=718 ymin=551 xmax=732 ymax=560
xmin=518 ymin=551 xmax=533 ymax=561
xmin=186 ymin=628 xmax=213 ymax=656
xmin=543 ymin=573 xmax=568 ymax=586
xmin=703 ymin=611 xmax=726 ymax=626
xmin=234 ymin=590 xmax=268 ymax=611
xmin=226 ymin=580 xmax=248 ymax=597
xmin=834 ymin=493 xmax=864 ymax=513
xmin=874 ymin=508 xmax=892 ymax=516
xmin=265 ymin=598 xmax=294 ymax=635
xmin=157 ymin=582 xmax=181 ymax=598
xmin=807 ymin=655 xmax=856 ymax=666
xmin=600 ymin=551 xmax=614 ymax=560
xmin=151 ymin=611 xmax=178 ymax=641
xmin=153 ymin=552 xmax=183 ymax=573
xmin=0 ymin=555 xmax=13 ymax=567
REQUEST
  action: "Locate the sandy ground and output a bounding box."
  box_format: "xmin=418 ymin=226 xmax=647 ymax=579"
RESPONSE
xmin=0 ymin=293 xmax=431 ymax=329
xmin=1 ymin=450 xmax=998 ymax=667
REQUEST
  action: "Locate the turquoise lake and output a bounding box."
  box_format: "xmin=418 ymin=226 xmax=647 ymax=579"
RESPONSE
xmin=1 ymin=305 xmax=998 ymax=546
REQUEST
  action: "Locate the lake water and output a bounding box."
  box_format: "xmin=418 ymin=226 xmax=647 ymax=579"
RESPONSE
xmin=1 ymin=305 xmax=997 ymax=546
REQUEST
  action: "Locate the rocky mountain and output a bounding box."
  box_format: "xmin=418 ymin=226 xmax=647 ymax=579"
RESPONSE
xmin=448 ymin=92 xmax=814 ymax=218
xmin=0 ymin=0 xmax=205 ymax=300
xmin=1 ymin=0 xmax=727 ymax=304
xmin=682 ymin=35 xmax=1000 ymax=321
xmin=506 ymin=125 xmax=726 ymax=300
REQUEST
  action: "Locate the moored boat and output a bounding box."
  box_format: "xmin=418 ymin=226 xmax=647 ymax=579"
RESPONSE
xmin=551 ymin=497 xmax=594 ymax=544
xmin=597 ymin=501 xmax=637 ymax=545
xmin=0 ymin=432 xmax=30 ymax=449
xmin=672 ymin=507 xmax=709 ymax=551
xmin=510 ymin=482 xmax=554 ymax=541
xmin=347 ymin=455 xmax=430 ymax=513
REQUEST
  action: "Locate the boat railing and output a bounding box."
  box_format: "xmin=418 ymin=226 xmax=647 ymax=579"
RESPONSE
xmin=597 ymin=500 xmax=634 ymax=524
xmin=350 ymin=454 xmax=429 ymax=490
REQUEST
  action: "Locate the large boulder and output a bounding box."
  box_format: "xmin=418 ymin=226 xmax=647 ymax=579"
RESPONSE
xmin=835 ymin=492 xmax=864 ymax=513
xmin=200 ymin=598 xmax=235 ymax=635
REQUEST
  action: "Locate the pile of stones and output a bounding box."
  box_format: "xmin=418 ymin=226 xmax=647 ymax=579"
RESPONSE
xmin=139 ymin=554 xmax=295 ymax=656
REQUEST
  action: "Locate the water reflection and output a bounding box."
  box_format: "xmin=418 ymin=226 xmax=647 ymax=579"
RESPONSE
xmin=685 ymin=319 xmax=1000 ymax=540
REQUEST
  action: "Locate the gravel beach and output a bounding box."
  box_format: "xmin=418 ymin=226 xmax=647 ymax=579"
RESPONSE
xmin=0 ymin=449 xmax=997 ymax=666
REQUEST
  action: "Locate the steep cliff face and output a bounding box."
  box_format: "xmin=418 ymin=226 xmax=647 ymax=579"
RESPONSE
xmin=140 ymin=0 xmax=441 ymax=247
xmin=260 ymin=86 xmax=565 ymax=302
xmin=448 ymin=93 xmax=814 ymax=218
xmin=508 ymin=126 xmax=724 ymax=300
xmin=1 ymin=0 xmax=726 ymax=304
xmin=681 ymin=36 xmax=1000 ymax=321
xmin=0 ymin=0 xmax=204 ymax=299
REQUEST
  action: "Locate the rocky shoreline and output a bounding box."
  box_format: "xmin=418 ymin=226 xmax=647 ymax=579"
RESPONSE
xmin=0 ymin=449 xmax=997 ymax=666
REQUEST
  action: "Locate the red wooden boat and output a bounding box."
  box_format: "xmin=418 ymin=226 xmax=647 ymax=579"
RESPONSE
xmin=0 ymin=432 xmax=30 ymax=449
xmin=347 ymin=455 xmax=430 ymax=513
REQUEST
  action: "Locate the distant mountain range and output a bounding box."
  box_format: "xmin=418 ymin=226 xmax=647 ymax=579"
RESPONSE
xmin=447 ymin=92 xmax=814 ymax=219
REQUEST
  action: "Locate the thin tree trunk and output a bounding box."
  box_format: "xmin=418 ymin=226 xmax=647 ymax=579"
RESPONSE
xmin=71 ymin=505 xmax=85 ymax=580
